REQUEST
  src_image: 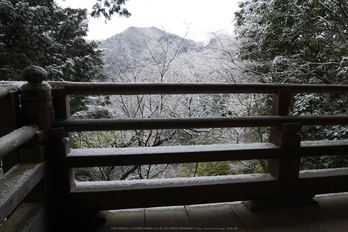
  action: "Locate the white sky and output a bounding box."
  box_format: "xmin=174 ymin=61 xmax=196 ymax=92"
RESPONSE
xmin=57 ymin=0 xmax=240 ymax=42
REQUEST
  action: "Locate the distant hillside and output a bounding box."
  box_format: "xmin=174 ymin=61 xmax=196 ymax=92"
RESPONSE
xmin=100 ymin=27 xmax=202 ymax=62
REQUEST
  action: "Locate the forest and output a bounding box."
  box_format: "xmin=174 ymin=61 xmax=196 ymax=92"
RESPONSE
xmin=1 ymin=0 xmax=348 ymax=181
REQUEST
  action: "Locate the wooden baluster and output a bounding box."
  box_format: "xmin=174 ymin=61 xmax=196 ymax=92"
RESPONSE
xmin=52 ymin=87 xmax=72 ymax=147
xmin=50 ymin=87 xmax=74 ymax=198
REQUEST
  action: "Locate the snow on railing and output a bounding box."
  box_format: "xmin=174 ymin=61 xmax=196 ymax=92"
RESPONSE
xmin=0 ymin=125 xmax=39 ymax=159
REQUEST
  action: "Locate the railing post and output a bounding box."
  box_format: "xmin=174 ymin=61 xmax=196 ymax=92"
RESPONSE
xmin=268 ymin=122 xmax=302 ymax=181
xmin=20 ymin=66 xmax=55 ymax=130
xmin=18 ymin=66 xmax=54 ymax=204
xmin=50 ymin=87 xmax=74 ymax=197
xmin=268 ymin=89 xmax=302 ymax=182
xmin=244 ymin=89 xmax=311 ymax=210
xmin=4 ymin=66 xmax=56 ymax=229
xmin=19 ymin=66 xmax=54 ymax=166
xmin=50 ymin=81 xmax=93 ymax=230
xmin=18 ymin=66 xmax=78 ymax=230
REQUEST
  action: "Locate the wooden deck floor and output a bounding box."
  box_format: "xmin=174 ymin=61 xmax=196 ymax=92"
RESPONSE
xmin=89 ymin=194 xmax=348 ymax=232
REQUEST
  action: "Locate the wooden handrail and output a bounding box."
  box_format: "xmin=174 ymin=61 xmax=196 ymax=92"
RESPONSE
xmin=0 ymin=67 xmax=52 ymax=229
xmin=60 ymin=140 xmax=348 ymax=168
xmin=0 ymin=125 xmax=40 ymax=159
xmin=0 ymin=162 xmax=47 ymax=223
xmin=53 ymin=115 xmax=348 ymax=132
xmin=49 ymin=82 xmax=348 ymax=95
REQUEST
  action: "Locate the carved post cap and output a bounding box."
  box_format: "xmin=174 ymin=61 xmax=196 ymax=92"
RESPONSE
xmin=23 ymin=65 xmax=47 ymax=84
xmin=20 ymin=66 xmax=54 ymax=130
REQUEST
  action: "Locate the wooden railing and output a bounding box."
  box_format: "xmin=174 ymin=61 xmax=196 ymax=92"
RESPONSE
xmin=48 ymin=81 xmax=348 ymax=212
xmin=1 ymin=66 xmax=348 ymax=230
xmin=0 ymin=83 xmax=47 ymax=231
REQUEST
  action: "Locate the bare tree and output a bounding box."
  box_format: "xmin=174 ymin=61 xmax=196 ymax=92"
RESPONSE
xmin=74 ymin=27 xmax=268 ymax=181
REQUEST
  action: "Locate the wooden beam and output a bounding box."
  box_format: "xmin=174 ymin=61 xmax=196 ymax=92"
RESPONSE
xmin=53 ymin=117 xmax=282 ymax=131
xmin=0 ymin=162 xmax=47 ymax=222
xmin=48 ymin=82 xmax=348 ymax=95
xmin=58 ymin=140 xmax=348 ymax=168
xmin=52 ymin=115 xmax=348 ymax=132
xmin=23 ymin=130 xmax=46 ymax=147
xmin=0 ymin=125 xmax=40 ymax=159
xmin=70 ymin=174 xmax=277 ymax=212
xmin=68 ymin=169 xmax=348 ymax=212
xmin=298 ymin=168 xmax=348 ymax=194
xmin=62 ymin=143 xmax=282 ymax=167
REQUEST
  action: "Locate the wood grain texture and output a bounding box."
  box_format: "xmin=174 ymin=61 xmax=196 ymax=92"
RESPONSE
xmin=315 ymin=194 xmax=348 ymax=218
xmin=0 ymin=203 xmax=46 ymax=232
xmin=186 ymin=204 xmax=246 ymax=232
xmin=96 ymin=210 xmax=145 ymax=232
xmin=231 ymin=204 xmax=307 ymax=232
xmin=146 ymin=207 xmax=192 ymax=232
xmin=283 ymin=202 xmax=348 ymax=232
xmin=92 ymin=195 xmax=348 ymax=232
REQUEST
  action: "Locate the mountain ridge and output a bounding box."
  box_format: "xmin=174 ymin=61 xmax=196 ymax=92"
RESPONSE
xmin=99 ymin=26 xmax=202 ymax=62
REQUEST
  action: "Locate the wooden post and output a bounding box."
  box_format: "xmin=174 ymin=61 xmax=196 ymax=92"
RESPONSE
xmin=268 ymin=89 xmax=302 ymax=181
xmin=50 ymin=86 xmax=75 ymax=213
xmin=49 ymin=87 xmax=86 ymax=230
xmin=0 ymin=87 xmax=20 ymax=172
xmin=47 ymin=127 xmax=73 ymax=201
xmin=19 ymin=66 xmax=55 ymax=204
xmin=20 ymin=66 xmax=55 ymax=130
xmin=0 ymin=66 xmax=57 ymax=230
xmin=243 ymin=89 xmax=313 ymax=211
xmin=52 ymin=87 xmax=72 ymax=147
xmin=268 ymin=123 xmax=302 ymax=181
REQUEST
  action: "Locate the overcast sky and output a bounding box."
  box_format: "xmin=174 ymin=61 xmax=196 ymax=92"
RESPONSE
xmin=57 ymin=0 xmax=240 ymax=41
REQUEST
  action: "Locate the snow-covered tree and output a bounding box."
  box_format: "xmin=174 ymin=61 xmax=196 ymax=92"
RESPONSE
xmin=0 ymin=0 xmax=104 ymax=81
xmin=235 ymin=0 xmax=348 ymax=84
xmin=91 ymin=0 xmax=131 ymax=20
xmin=73 ymin=27 xmax=270 ymax=181
xmin=235 ymin=0 xmax=348 ymax=169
